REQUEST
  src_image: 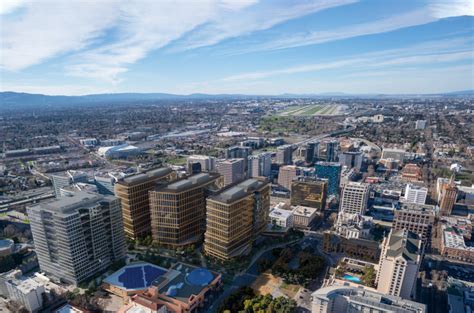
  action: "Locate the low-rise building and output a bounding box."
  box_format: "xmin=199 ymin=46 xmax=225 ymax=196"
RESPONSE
xmin=4 ymin=275 xmax=45 ymax=312
xmin=291 ymin=205 xmax=318 ymax=229
xmin=441 ymin=225 xmax=474 ymax=263
xmin=311 ymin=286 xmax=426 ymax=313
xmin=269 ymin=207 xmax=294 ymax=228
xmin=121 ymin=263 xmax=222 ymax=313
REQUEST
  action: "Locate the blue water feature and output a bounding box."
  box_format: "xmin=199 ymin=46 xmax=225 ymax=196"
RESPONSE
xmin=343 ymin=274 xmax=361 ymax=283
xmin=186 ymin=268 xmax=214 ymax=286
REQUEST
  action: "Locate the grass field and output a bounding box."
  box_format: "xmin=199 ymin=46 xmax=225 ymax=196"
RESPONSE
xmin=279 ymin=104 xmax=343 ymax=116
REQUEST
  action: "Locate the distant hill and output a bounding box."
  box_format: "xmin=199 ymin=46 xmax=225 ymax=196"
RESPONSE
xmin=1 ymin=90 xmax=472 ymax=110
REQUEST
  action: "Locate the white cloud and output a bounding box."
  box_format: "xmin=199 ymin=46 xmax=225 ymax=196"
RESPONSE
xmin=429 ymin=0 xmax=474 ymax=18
xmin=0 ymin=0 xmax=25 ymax=15
xmin=169 ymin=0 xmax=358 ymax=52
xmin=1 ymin=1 xmax=121 ymax=71
xmin=227 ymin=8 xmax=442 ymax=54
xmin=1 ymin=0 xmax=355 ymax=82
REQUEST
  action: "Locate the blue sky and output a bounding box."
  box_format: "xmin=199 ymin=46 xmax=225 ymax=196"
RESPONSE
xmin=0 ymin=0 xmax=473 ymax=95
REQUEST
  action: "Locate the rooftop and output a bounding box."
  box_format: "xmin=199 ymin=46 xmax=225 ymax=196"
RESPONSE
xmin=120 ymin=167 xmax=173 ymax=185
xmin=209 ymin=178 xmax=268 ymax=204
xmin=386 ymin=230 xmax=422 ymax=263
xmin=292 ymin=205 xmax=318 ymax=217
xmin=28 ymin=191 xmax=112 ymax=216
xmin=153 ymin=263 xmax=219 ymax=303
xmin=155 ymin=172 xmax=220 ymax=193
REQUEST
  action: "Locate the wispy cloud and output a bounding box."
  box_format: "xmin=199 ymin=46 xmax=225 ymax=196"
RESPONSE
xmin=223 ymin=6 xmax=466 ymax=55
xmin=219 ymin=37 xmax=474 ymax=82
xmin=168 ymin=0 xmax=358 ymax=52
xmin=1 ymin=0 xmax=355 ymax=82
xmin=429 ymin=0 xmax=474 ymax=18
xmin=0 ymin=1 xmax=120 ymax=71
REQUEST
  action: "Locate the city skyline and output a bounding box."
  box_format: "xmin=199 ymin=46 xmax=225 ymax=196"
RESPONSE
xmin=1 ymin=0 xmax=473 ymax=96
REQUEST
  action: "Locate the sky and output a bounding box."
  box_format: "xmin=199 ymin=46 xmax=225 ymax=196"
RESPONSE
xmin=0 ymin=0 xmax=473 ymax=95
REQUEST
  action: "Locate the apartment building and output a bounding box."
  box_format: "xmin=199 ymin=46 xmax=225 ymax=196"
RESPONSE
xmin=27 ymin=191 xmax=127 ymax=284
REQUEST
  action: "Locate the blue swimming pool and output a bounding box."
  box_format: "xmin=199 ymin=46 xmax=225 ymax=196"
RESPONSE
xmin=343 ymin=274 xmax=361 ymax=283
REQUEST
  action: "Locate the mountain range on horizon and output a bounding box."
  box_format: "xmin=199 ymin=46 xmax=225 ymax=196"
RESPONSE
xmin=1 ymin=90 xmax=473 ymax=110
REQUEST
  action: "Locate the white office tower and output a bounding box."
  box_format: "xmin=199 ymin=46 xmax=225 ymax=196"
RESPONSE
xmin=50 ymin=170 xmax=89 ymax=198
xmin=311 ymin=286 xmax=426 ymax=313
xmin=376 ymin=230 xmax=423 ymax=299
xmin=248 ymin=153 xmax=272 ymax=178
xmin=216 ymin=158 xmax=245 ymax=186
xmin=27 ymin=191 xmax=127 ymax=284
xmin=276 ymin=145 xmax=293 ymax=165
xmin=339 ymin=182 xmax=370 ymax=215
xmin=187 ymin=155 xmax=216 ymax=173
xmin=403 ymin=184 xmax=428 ymax=205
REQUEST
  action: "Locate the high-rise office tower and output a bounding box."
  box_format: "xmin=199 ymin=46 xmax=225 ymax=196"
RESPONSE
xmin=149 ymin=173 xmax=223 ymax=249
xmin=338 ymin=151 xmax=363 ymax=171
xmin=187 ymin=155 xmax=216 ymax=174
xmin=225 ymin=146 xmax=252 ymax=176
xmin=216 ymin=158 xmax=245 ymax=186
xmin=339 ymin=182 xmax=370 ymax=215
xmin=204 ymin=179 xmax=270 ymax=261
xmin=439 ymin=183 xmax=457 ymax=216
xmin=277 ymin=165 xmax=300 ymax=191
xmin=303 ymin=142 xmax=319 ymax=163
xmin=225 ymin=146 xmax=252 ymax=159
xmin=393 ymin=203 xmax=435 ymax=242
xmin=114 ymin=168 xmax=177 ymax=239
xmin=291 ymin=178 xmax=327 ymax=210
xmin=27 ymin=191 xmax=126 ymax=284
xmin=315 ymin=162 xmax=342 ymax=196
xmin=248 ymin=153 xmax=272 ymax=178
xmin=403 ymin=184 xmax=428 ymax=205
xmin=325 ymin=140 xmax=339 ymax=162
xmin=376 ymin=230 xmax=422 ymax=299
xmin=276 ymin=145 xmax=293 ymax=165
xmin=50 ymin=170 xmax=89 ymax=198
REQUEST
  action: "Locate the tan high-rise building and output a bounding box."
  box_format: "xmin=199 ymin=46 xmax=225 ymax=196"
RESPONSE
xmin=114 ymin=168 xmax=177 ymax=239
xmin=204 ymin=179 xmax=270 ymax=261
xmin=149 ymin=173 xmax=223 ymax=249
xmin=439 ymin=183 xmax=457 ymax=216
xmin=278 ymin=165 xmax=300 ymax=191
xmin=216 ymin=158 xmax=245 ymax=186
xmin=376 ymin=230 xmax=422 ymax=299
xmin=393 ymin=203 xmax=435 ymax=242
